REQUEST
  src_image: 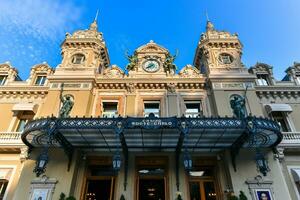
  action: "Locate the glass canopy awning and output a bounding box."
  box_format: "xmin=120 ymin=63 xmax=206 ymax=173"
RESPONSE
xmin=22 ymin=115 xmax=282 ymax=151
xmin=21 ymin=115 xmax=282 ymax=183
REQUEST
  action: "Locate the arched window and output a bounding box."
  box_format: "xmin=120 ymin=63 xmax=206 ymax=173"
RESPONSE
xmin=72 ymin=53 xmax=85 ymax=64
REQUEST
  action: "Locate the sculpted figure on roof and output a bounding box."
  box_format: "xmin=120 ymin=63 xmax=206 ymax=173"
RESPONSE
xmin=125 ymin=51 xmax=138 ymax=71
xmin=163 ymin=50 xmax=178 ymax=75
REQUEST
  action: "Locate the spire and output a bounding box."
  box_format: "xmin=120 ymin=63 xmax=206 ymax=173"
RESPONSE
xmin=205 ymin=11 xmax=214 ymax=32
xmin=89 ymin=10 xmax=99 ymax=31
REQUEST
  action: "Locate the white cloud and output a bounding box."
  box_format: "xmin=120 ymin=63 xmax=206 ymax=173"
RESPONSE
xmin=0 ymin=0 xmax=82 ymax=41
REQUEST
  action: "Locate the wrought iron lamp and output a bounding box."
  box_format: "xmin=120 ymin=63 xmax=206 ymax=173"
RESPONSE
xmin=113 ymin=152 xmax=122 ymax=171
xmin=183 ymin=150 xmax=192 ymax=171
xmin=255 ymin=149 xmax=270 ymax=176
xmin=33 ymin=147 xmax=49 ymax=177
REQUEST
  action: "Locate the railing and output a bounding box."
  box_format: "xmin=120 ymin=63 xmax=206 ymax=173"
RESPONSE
xmin=0 ymin=132 xmax=24 ymax=145
xmin=279 ymin=132 xmax=300 ymax=147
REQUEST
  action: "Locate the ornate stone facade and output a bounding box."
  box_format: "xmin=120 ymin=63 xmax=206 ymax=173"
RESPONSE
xmin=0 ymin=19 xmax=299 ymax=200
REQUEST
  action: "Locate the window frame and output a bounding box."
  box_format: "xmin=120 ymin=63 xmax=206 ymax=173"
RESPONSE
xmin=34 ymin=75 xmax=47 ymax=86
xmin=101 ymin=101 xmax=119 ymax=118
xmin=270 ymin=111 xmax=293 ymax=132
xmin=143 ymin=100 xmax=161 ymax=117
xmin=256 ymin=74 xmax=270 ymax=86
xmin=0 ymin=75 xmax=8 ymax=86
xmin=184 ymin=100 xmax=203 ymax=118
xmin=72 ymin=53 xmax=86 ymax=64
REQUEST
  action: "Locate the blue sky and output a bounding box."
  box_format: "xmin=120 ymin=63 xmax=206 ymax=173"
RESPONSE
xmin=0 ymin=0 xmax=299 ymax=80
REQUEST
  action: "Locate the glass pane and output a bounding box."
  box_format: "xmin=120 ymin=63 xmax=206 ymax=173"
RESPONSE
xmin=102 ymin=102 xmax=118 ymax=117
xmin=35 ymin=76 xmax=46 ymax=85
xmin=85 ymin=179 xmax=113 ymax=200
xmin=0 ymin=180 xmax=8 ymax=199
xmin=204 ymin=182 xmax=217 ymax=200
xmin=144 ymin=102 xmax=160 ymax=117
xmin=0 ymin=76 xmax=7 ymax=85
xmin=189 ymin=182 xmax=201 ymax=200
xmin=139 ymin=179 xmax=165 ymax=200
xmin=16 ymin=119 xmax=27 ymax=132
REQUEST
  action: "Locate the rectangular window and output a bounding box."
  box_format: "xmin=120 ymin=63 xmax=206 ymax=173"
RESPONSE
xmin=296 ymin=76 xmax=300 ymax=83
xmin=16 ymin=119 xmax=28 ymax=132
xmin=144 ymin=101 xmax=160 ymax=117
xmin=35 ymin=75 xmax=47 ymax=86
xmin=0 ymin=179 xmax=8 ymax=200
xmin=185 ymin=101 xmax=202 ymax=117
xmin=271 ymin=111 xmax=290 ymax=132
xmin=257 ymin=74 xmax=269 ymax=86
xmin=0 ymin=75 xmax=7 ymax=86
xmin=102 ymin=102 xmax=118 ymax=118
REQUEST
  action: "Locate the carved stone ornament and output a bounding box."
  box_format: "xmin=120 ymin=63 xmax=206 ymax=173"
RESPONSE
xmin=135 ymin=40 xmax=168 ymax=54
xmin=179 ymin=65 xmax=201 ymax=78
xmin=167 ymin=83 xmax=177 ymax=93
xmin=245 ymin=175 xmax=274 ymax=200
xmin=126 ymin=83 xmax=136 ymax=93
xmin=273 ymin=147 xmax=284 ymax=162
xmin=20 ymin=147 xmax=29 ymax=162
xmin=104 ymin=65 xmax=124 ymax=78
xmin=29 ymin=175 xmax=58 ymax=200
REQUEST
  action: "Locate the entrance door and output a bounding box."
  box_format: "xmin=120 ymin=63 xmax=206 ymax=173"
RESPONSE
xmin=136 ymin=156 xmax=169 ymax=200
xmin=82 ymin=158 xmax=116 ymax=200
xmin=139 ymin=178 xmax=165 ymax=200
xmin=189 ymin=180 xmax=217 ymax=200
xmin=188 ymin=163 xmax=220 ymax=200
xmin=84 ymin=178 xmax=114 ymax=200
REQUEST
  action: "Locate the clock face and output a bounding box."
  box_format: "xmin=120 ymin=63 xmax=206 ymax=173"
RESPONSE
xmin=143 ymin=60 xmax=160 ymax=72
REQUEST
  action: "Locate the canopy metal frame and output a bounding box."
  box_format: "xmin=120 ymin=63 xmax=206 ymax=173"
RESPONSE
xmin=22 ymin=115 xmax=282 ymax=191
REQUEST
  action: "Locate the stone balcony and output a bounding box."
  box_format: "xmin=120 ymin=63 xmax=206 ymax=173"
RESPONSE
xmin=0 ymin=132 xmax=24 ymax=147
xmin=279 ymin=132 xmax=300 ymax=147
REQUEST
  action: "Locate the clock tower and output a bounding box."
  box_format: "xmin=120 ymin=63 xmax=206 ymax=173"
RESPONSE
xmin=55 ymin=19 xmax=110 ymax=76
xmin=193 ymin=20 xmax=246 ymax=76
xmin=127 ymin=40 xmax=177 ymax=78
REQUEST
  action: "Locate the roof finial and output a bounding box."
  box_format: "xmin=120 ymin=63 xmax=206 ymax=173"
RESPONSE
xmin=94 ymin=9 xmax=99 ymax=22
xmin=90 ymin=10 xmax=99 ymax=31
xmin=205 ymin=11 xmax=214 ymax=32
xmin=206 ymin=10 xmax=210 ymax=22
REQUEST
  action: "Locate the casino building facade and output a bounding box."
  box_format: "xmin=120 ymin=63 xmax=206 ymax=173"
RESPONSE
xmin=0 ymin=18 xmax=300 ymax=200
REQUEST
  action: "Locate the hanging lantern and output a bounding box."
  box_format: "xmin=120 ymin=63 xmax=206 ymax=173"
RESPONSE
xmin=183 ymin=151 xmax=192 ymax=171
xmin=255 ymin=150 xmax=270 ymax=176
xmin=33 ymin=148 xmax=49 ymax=177
xmin=113 ymin=152 xmax=122 ymax=171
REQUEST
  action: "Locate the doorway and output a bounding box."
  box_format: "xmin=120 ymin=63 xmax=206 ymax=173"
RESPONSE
xmin=189 ymin=180 xmax=217 ymax=200
xmin=139 ymin=179 xmax=165 ymax=200
xmin=82 ymin=157 xmax=115 ymax=200
xmin=188 ymin=158 xmax=220 ymax=200
xmin=84 ymin=178 xmax=114 ymax=200
xmin=136 ymin=156 xmax=169 ymax=200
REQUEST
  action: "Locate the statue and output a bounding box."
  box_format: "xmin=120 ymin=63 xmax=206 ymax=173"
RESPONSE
xmin=230 ymin=95 xmax=246 ymax=119
xmin=164 ymin=50 xmax=178 ymax=75
xmin=59 ymin=84 xmax=74 ymax=118
xmin=125 ymin=51 xmax=138 ymax=71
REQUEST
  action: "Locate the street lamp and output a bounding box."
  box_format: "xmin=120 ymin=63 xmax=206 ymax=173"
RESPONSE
xmin=255 ymin=149 xmax=270 ymax=176
xmin=33 ymin=148 xmax=49 ymax=177
xmin=183 ymin=151 xmax=192 ymax=171
xmin=113 ymin=152 xmax=122 ymax=171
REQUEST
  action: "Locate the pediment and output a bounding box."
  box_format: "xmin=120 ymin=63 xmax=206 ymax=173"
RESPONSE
xmin=136 ymin=40 xmax=168 ymax=54
xmin=179 ymin=65 xmax=202 ymax=78
xmin=31 ymin=63 xmax=53 ymax=73
xmin=103 ymin=65 xmax=125 ymax=78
